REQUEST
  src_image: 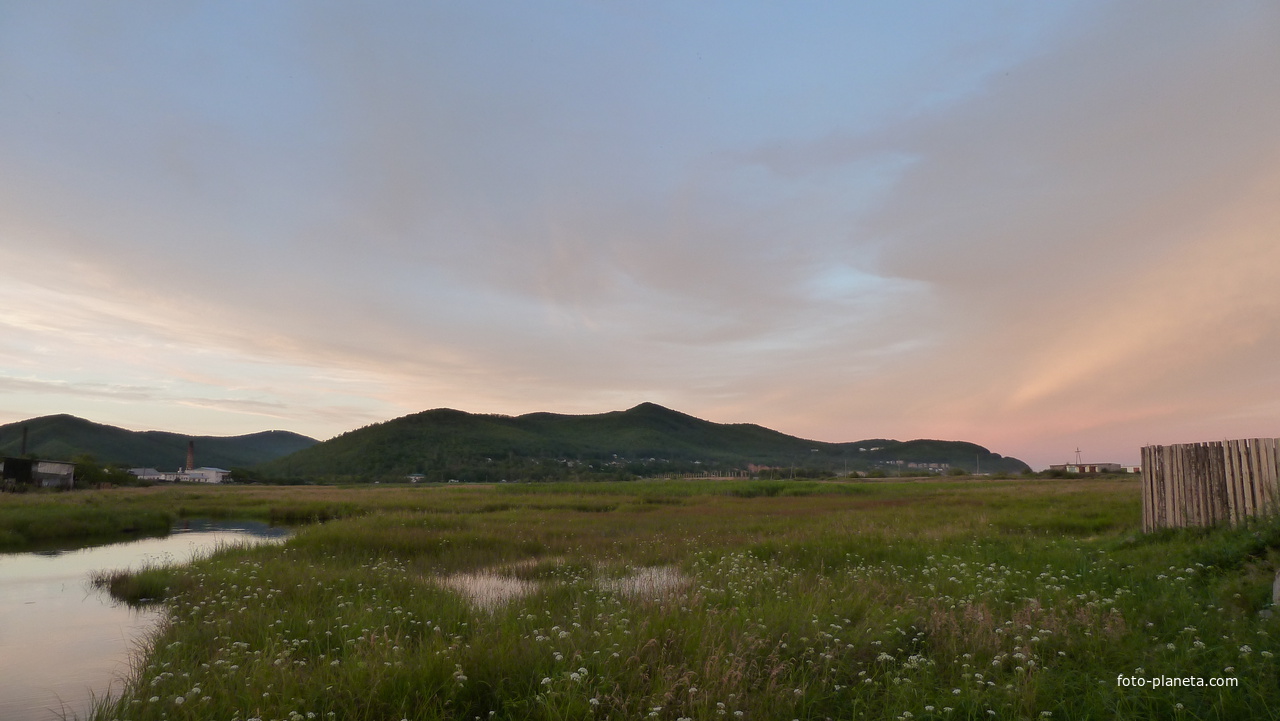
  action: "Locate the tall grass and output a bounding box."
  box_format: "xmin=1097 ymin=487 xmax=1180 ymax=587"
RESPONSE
xmin=90 ymin=563 xmax=185 ymax=605
xmin=0 ymin=502 xmax=173 ymax=550
xmin=27 ymin=478 xmax=1277 ymax=720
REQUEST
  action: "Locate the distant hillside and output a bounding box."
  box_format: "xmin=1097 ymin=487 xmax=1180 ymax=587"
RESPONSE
xmin=257 ymin=402 xmax=1028 ymax=481
xmin=0 ymin=415 xmax=318 ymax=469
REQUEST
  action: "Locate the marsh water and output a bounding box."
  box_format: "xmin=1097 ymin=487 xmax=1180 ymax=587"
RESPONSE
xmin=0 ymin=520 xmax=290 ymax=721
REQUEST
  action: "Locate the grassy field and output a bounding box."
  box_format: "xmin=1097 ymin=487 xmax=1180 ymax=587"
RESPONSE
xmin=7 ymin=478 xmax=1277 ymax=720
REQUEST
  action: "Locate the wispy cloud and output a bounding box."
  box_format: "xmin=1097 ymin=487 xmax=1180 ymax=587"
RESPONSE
xmin=0 ymin=3 xmax=1277 ymax=465
xmin=0 ymin=376 xmax=158 ymax=402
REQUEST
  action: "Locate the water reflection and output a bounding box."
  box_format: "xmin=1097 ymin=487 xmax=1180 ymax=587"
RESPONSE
xmin=0 ymin=520 xmax=288 ymax=721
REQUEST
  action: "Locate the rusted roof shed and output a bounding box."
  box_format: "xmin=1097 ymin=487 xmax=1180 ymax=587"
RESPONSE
xmin=1 ymin=457 xmax=75 ymax=490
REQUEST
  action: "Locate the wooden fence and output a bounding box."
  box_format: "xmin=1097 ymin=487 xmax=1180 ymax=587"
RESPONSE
xmin=1141 ymin=439 xmax=1280 ymax=532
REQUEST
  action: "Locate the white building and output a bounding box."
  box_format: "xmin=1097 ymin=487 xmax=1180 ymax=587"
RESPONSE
xmin=129 ymin=466 xmax=230 ymax=483
xmin=1048 ymin=462 xmax=1124 ymax=474
xmin=182 ymin=467 xmax=231 ymax=483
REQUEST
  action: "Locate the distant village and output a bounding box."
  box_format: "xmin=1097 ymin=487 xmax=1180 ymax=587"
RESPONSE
xmin=0 ymin=438 xmax=230 ymax=491
xmin=3 ymin=436 xmax=1140 ymax=491
xmin=127 ymin=440 xmax=231 ymax=484
xmin=127 ymin=466 xmax=231 ymax=483
xmin=1048 ymin=462 xmax=1141 ymax=474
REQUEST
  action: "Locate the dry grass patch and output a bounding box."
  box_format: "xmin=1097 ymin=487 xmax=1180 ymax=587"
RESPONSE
xmin=437 ymin=571 xmax=539 ymax=611
xmin=599 ymin=565 xmax=691 ymax=602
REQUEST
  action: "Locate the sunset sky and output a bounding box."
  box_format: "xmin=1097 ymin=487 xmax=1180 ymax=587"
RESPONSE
xmin=2 ymin=2 xmax=1278 ymax=469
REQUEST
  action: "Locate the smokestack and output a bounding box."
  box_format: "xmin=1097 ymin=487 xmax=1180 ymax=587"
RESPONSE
xmin=186 ymin=440 xmax=195 ymax=472
xmin=21 ymin=426 xmax=28 ymax=456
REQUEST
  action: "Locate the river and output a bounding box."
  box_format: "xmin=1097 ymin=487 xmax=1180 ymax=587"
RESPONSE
xmin=0 ymin=519 xmax=290 ymax=721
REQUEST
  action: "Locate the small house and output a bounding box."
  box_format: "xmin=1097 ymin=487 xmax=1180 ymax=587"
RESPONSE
xmin=1 ymin=457 xmax=75 ymax=490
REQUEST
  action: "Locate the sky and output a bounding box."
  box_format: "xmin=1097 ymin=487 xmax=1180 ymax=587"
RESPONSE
xmin=2 ymin=2 xmax=1278 ymax=470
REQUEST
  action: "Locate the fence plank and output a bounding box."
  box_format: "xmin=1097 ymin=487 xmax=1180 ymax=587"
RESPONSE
xmin=1181 ymin=444 xmax=1193 ymax=527
xmin=1142 ymin=438 xmax=1280 ymax=531
xmin=1239 ymin=440 xmax=1251 ymax=519
xmin=1253 ymin=438 xmax=1266 ymax=519
xmin=1261 ymin=438 xmax=1278 ymax=516
xmin=1146 ymin=448 xmax=1157 ymax=532
xmin=1184 ymin=443 xmax=1195 ymax=527
xmin=1158 ymin=445 xmax=1169 ymax=530
xmin=1204 ymin=443 xmax=1218 ymax=525
xmin=1269 ymin=437 xmax=1279 ymax=515
xmin=1211 ymin=441 xmax=1228 ymax=525
xmin=1244 ymin=440 xmax=1258 ymax=520
xmin=1151 ymin=445 xmax=1164 ymax=531
xmin=1234 ymin=439 xmax=1248 ymax=521
xmin=1271 ymin=438 xmax=1280 ymax=514
xmin=1202 ymin=443 xmax=1216 ymax=525
xmin=1192 ymin=444 xmax=1203 ymax=526
xmin=1194 ymin=443 xmax=1207 ymax=526
xmin=1178 ymin=444 xmax=1191 ymax=527
xmin=1152 ymin=445 xmax=1162 ymax=530
xmin=1218 ymin=440 xmax=1228 ymax=525
xmin=1256 ymin=438 xmax=1268 ymax=517
xmin=1229 ymin=440 xmax=1245 ymax=522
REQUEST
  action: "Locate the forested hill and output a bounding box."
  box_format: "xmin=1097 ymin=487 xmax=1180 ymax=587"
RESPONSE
xmin=256 ymin=402 xmax=1029 ymax=481
xmin=0 ymin=414 xmax=318 ymax=470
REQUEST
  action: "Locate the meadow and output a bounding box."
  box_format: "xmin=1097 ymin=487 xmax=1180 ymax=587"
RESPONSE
xmin=7 ymin=478 xmax=1276 ymax=720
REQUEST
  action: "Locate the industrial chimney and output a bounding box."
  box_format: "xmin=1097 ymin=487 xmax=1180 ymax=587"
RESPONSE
xmin=186 ymin=440 xmax=195 ymax=472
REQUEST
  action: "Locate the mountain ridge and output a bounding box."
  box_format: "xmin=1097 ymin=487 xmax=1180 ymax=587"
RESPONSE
xmin=257 ymin=402 xmax=1029 ymax=481
xmin=0 ymin=414 xmax=318 ymax=470
xmin=3 ymin=405 xmax=1030 ymax=481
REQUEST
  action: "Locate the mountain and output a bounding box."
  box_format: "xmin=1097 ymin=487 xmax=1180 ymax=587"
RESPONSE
xmin=256 ymin=402 xmax=1029 ymax=481
xmin=0 ymin=414 xmax=318 ymax=470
